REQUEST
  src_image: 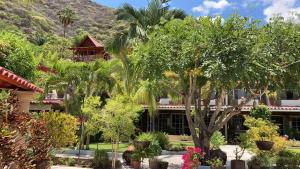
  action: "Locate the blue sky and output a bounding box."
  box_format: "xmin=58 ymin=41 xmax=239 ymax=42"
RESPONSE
xmin=95 ymin=0 xmax=300 ymax=23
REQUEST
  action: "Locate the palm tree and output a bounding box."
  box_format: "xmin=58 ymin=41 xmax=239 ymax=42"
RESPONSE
xmin=109 ymin=0 xmax=186 ymax=131
xmin=57 ymin=7 xmax=76 ymax=38
xmin=116 ymin=0 xmax=186 ymax=40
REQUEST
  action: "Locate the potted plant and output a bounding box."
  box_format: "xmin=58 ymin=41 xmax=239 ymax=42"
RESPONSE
xmin=255 ymin=131 xmax=274 ymax=151
xmin=130 ymin=151 xmax=142 ymax=169
xmin=147 ymin=142 xmax=164 ymax=169
xmin=207 ymin=158 xmax=225 ymax=169
xmin=231 ymin=134 xmax=251 ymax=169
xmin=182 ymin=147 xmax=205 ymax=169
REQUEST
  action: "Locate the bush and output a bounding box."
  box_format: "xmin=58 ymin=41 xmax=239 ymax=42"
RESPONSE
xmin=276 ymin=150 xmax=300 ymax=169
xmin=136 ymin=132 xmax=169 ymax=149
xmin=250 ymin=105 xmax=271 ymax=121
xmin=41 ymin=112 xmax=79 ymax=148
xmin=210 ymin=131 xmax=226 ymax=150
xmin=93 ymin=150 xmax=110 ymax=169
xmin=287 ymin=139 xmax=300 ymax=147
xmin=166 ymin=143 xmax=186 ymax=151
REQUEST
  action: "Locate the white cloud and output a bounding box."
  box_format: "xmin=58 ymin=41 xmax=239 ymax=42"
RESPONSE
xmin=192 ymin=0 xmax=231 ymax=15
xmin=263 ymin=0 xmax=300 ymax=22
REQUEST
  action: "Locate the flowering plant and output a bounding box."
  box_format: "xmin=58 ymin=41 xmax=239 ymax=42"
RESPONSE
xmin=182 ymin=147 xmax=205 ymax=169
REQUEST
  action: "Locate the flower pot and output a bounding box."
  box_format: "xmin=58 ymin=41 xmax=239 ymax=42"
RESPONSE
xmin=159 ymin=161 xmax=169 ymax=169
xmin=131 ymin=160 xmax=141 ymax=169
xmin=255 ymin=141 xmax=274 ymax=151
xmin=122 ymin=150 xmax=133 ymax=165
xmin=149 ymin=159 xmax=159 ymax=169
xmin=231 ymin=160 xmax=245 ymax=169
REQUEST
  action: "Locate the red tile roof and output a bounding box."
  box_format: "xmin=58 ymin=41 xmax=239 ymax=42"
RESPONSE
xmin=0 ymin=66 xmax=43 ymax=93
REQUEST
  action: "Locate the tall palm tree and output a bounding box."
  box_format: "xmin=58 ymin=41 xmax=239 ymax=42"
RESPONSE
xmin=116 ymin=0 xmax=186 ymax=40
xmin=57 ymin=7 xmax=76 ymax=38
xmin=109 ymin=0 xmax=186 ymax=131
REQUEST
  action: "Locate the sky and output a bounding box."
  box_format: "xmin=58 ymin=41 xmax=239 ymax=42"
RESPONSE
xmin=95 ymin=0 xmax=300 ymax=23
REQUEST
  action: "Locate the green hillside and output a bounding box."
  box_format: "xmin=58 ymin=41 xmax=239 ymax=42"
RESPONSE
xmin=0 ymin=0 xmax=125 ymax=44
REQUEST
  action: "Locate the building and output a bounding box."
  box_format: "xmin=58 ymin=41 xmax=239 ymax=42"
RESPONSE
xmin=141 ymin=90 xmax=300 ymax=141
xmin=0 ymin=66 xmax=43 ymax=112
xmin=69 ymin=35 xmax=111 ymax=62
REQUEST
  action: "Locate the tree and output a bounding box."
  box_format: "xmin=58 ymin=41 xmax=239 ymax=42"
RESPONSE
xmin=100 ymin=95 xmax=141 ymax=169
xmin=0 ymin=31 xmax=37 ymax=81
xmin=135 ymin=15 xmax=300 ymax=155
xmin=57 ymin=7 xmax=76 ymax=38
xmin=81 ymin=96 xmax=102 ymax=150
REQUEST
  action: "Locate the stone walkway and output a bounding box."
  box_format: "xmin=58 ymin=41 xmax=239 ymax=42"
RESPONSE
xmin=52 ymin=145 xmax=254 ymax=169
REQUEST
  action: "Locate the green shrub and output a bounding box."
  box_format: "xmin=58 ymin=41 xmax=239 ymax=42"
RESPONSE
xmin=210 ymin=131 xmax=226 ymax=150
xmin=93 ymin=150 xmax=110 ymax=169
xmin=250 ymin=105 xmax=271 ymax=121
xmin=276 ymin=150 xmax=300 ymax=169
xmin=67 ymin=158 xmax=76 ymax=166
xmin=136 ymin=132 xmax=169 ymax=149
xmin=166 ymin=143 xmax=186 ymax=151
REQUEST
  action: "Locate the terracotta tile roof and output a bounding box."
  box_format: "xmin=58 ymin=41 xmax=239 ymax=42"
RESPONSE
xmin=0 ymin=66 xmax=43 ymax=93
xmin=143 ymin=105 xmax=300 ymax=112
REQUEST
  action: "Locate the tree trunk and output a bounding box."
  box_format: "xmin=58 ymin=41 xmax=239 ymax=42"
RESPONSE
xmin=184 ymin=95 xmax=200 ymax=147
xmin=199 ymin=130 xmax=211 ymax=156
xmin=85 ymin=134 xmax=90 ymax=150
xmin=63 ymin=25 xmax=66 ymax=38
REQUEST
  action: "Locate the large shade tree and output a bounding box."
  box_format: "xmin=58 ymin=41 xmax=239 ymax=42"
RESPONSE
xmin=134 ymin=15 xmax=300 ymax=154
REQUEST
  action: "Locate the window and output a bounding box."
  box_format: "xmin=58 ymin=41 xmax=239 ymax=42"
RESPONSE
xmin=271 ymin=116 xmax=284 ymax=135
xmin=291 ymin=117 xmax=300 ymax=131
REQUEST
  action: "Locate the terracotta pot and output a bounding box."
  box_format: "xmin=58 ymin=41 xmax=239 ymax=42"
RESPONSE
xmin=149 ymin=159 xmax=159 ymax=169
xmin=255 ymin=141 xmax=274 ymax=151
xmin=231 ymin=160 xmax=245 ymax=169
xmin=131 ymin=160 xmax=141 ymax=169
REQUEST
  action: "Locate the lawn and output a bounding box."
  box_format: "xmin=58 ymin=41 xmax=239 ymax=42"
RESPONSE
xmin=89 ymin=142 xmax=129 ymax=152
xmin=170 ymin=141 xmax=194 ymax=147
xmin=288 ymin=148 xmax=300 ymax=153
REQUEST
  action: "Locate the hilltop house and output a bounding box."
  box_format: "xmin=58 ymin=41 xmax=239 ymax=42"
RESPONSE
xmin=69 ymin=35 xmax=111 ymax=62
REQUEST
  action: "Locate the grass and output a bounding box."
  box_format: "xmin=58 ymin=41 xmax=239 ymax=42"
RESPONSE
xmin=88 ymin=142 xmax=129 ymax=152
xmin=170 ymin=141 xmax=194 ymax=147
xmin=288 ymin=148 xmax=300 ymax=153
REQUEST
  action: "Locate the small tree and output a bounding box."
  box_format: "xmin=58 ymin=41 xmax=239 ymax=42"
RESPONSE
xmin=57 ymin=7 xmax=76 ymax=38
xmin=250 ymin=105 xmax=271 ymax=121
xmin=100 ymin=95 xmax=141 ymax=169
xmin=81 ymin=96 xmax=102 ymax=150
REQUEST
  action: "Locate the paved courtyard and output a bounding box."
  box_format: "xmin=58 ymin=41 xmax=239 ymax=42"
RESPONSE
xmin=52 ymin=145 xmax=254 ymax=169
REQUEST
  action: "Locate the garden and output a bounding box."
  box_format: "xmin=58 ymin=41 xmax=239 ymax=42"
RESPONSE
xmin=1 ymin=0 xmax=300 ymax=169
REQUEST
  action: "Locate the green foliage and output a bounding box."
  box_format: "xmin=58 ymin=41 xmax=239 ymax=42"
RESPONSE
xmin=41 ymin=112 xmax=79 ymax=148
xmin=81 ymin=96 xmax=101 ymax=136
xmin=166 ymin=143 xmax=186 ymax=151
xmin=276 ymin=150 xmax=300 ymax=169
xmin=0 ymin=31 xmax=37 ymax=81
xmin=93 ymin=150 xmax=111 ymax=169
xmin=250 ymin=105 xmax=271 ymax=121
xmin=136 ymin=132 xmax=169 ymax=149
xmin=146 ymin=141 xmax=162 ymax=158
xmin=243 ymin=116 xmax=288 ymax=154
xmin=210 ymin=131 xmax=226 ymax=150
xmin=100 ymin=95 xmax=141 ymax=142
xmin=207 ymin=158 xmax=223 ymax=167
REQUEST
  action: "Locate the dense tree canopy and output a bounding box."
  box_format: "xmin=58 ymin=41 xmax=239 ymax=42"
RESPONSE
xmin=0 ymin=31 xmax=37 ymax=81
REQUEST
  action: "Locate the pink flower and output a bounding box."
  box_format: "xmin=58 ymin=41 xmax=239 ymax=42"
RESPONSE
xmin=181 ymin=147 xmax=205 ymax=169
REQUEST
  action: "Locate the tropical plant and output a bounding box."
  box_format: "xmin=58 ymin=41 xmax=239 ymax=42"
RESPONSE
xmin=210 ymin=131 xmax=226 ymax=150
xmin=57 ymin=7 xmax=76 ymax=37
xmin=136 ymin=132 xmax=169 ymax=149
xmin=207 ymin=158 xmax=223 ymax=167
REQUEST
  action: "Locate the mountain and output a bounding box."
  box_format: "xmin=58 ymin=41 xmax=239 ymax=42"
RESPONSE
xmin=0 ymin=0 xmax=125 ymax=44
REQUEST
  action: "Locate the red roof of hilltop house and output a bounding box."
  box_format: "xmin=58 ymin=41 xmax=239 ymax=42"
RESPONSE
xmin=0 ymin=66 xmax=43 ymax=93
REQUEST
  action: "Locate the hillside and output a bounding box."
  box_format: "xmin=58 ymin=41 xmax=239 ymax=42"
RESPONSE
xmin=0 ymin=0 xmax=125 ymax=44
